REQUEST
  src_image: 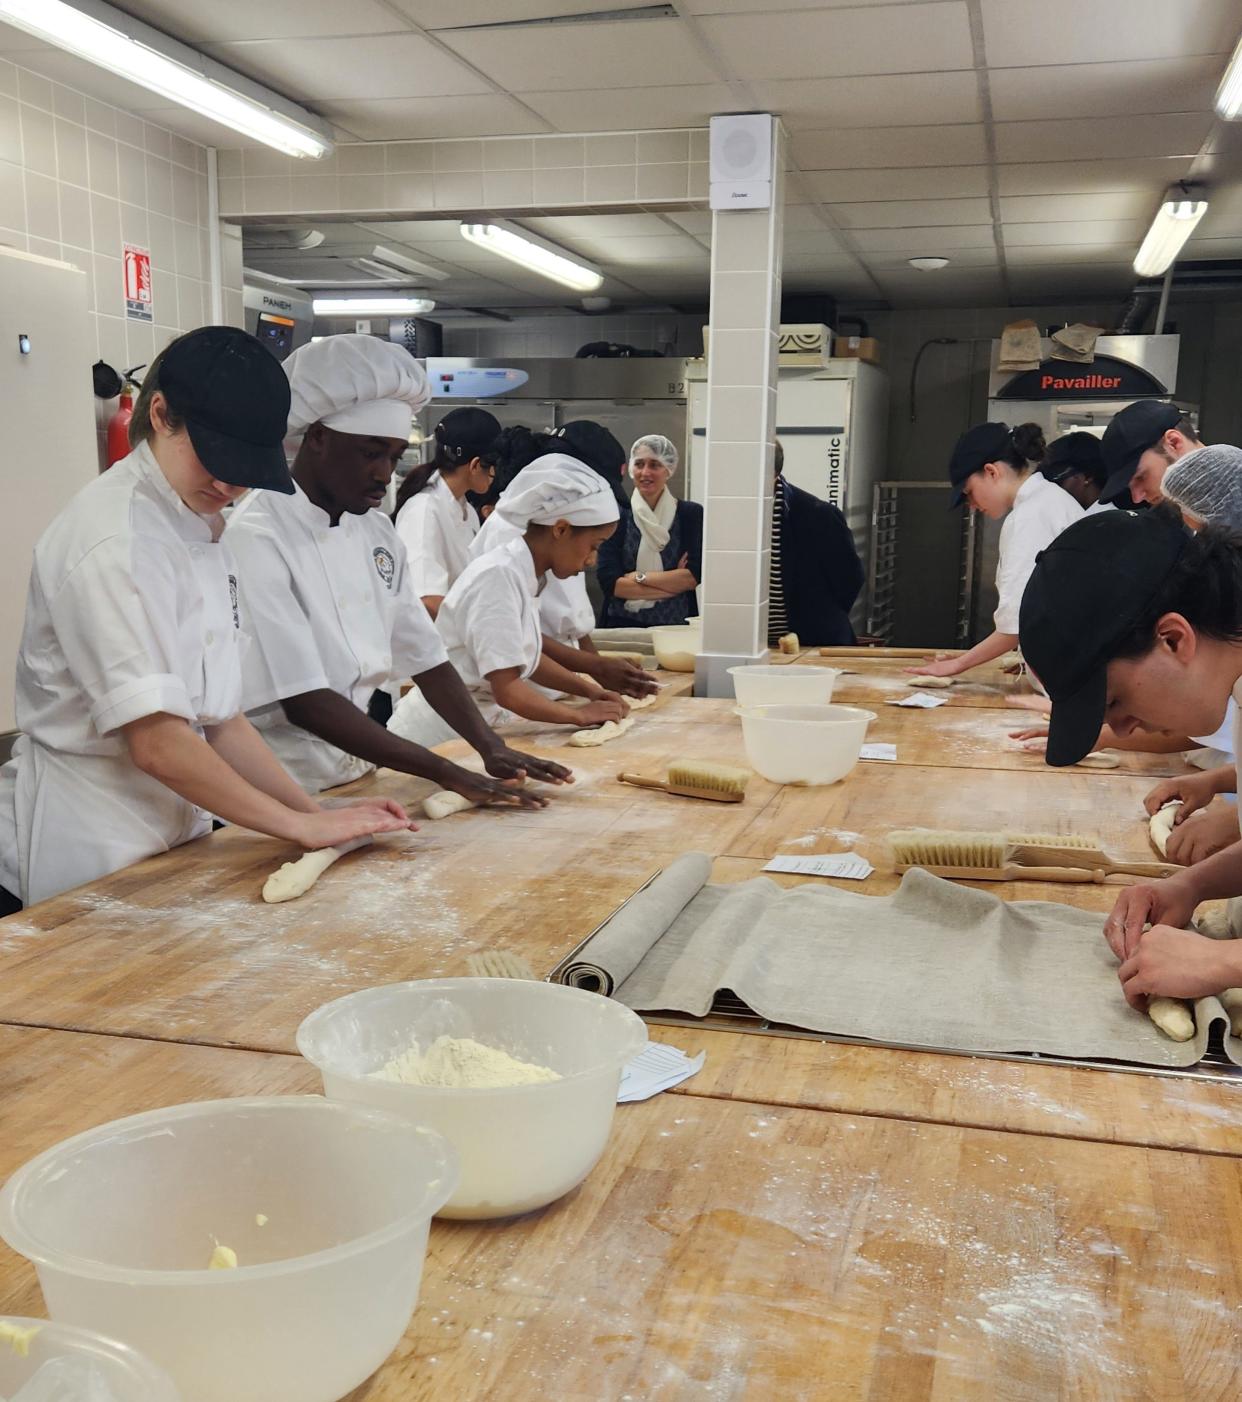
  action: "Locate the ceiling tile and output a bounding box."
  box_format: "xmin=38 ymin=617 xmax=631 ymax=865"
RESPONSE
xmin=565 ymin=236 xmax=707 ymax=263
xmin=97 ymin=0 xmax=402 ymax=43
xmin=524 ymin=214 xmax=674 ymax=238
xmin=1007 ymin=265 xmax=1136 ymax=295
xmin=1184 ymin=236 xmax=1242 ymax=258
xmin=830 ymin=197 xmax=993 ymax=229
xmin=438 ymin=19 xmax=717 ymax=91
xmin=981 ymin=0 xmax=1240 ymax=66
xmin=749 ymin=71 xmax=980 ymax=130
xmin=699 ymin=3 xmax=974 ymax=80
xmin=989 ymin=57 xmax=1223 ymax=122
xmin=848 ymin=224 xmax=998 ymax=251
xmin=782 ymin=229 xmax=848 ymax=256
xmin=515 ymin=84 xmax=733 ymax=133
xmin=996 ymin=156 xmax=1198 ymax=196
xmin=994 ymin=113 xmax=1215 ymax=163
xmin=394 ymin=0 xmax=632 ymax=24
xmin=864 ymin=246 xmax=1000 ymax=269
xmin=1002 ymin=218 xmax=1146 ymax=246
xmin=203 ymin=33 xmax=492 ymax=101
xmin=797 ymin=166 xmax=990 ymax=201
xmin=1004 ymin=242 xmax=1141 ymax=266
xmin=872 ymin=270 xmax=1006 ymax=305
xmin=684 ymin=0 xmax=922 ymax=10
xmin=316 ymin=96 xmax=548 ymax=142
xmin=998 ymin=191 xmax=1156 ymax=224
xmin=792 ymin=124 xmax=987 ymax=170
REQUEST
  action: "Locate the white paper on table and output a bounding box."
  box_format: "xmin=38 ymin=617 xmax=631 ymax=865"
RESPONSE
xmin=860 ymin=743 xmax=897 ymax=762
xmin=618 ymin=1042 xmax=706 ymax=1102
xmin=764 ymin=852 xmax=874 ymax=880
xmin=888 ymin=692 xmax=949 ymax=709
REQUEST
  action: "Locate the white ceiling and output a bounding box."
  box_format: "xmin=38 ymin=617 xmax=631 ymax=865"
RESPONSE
xmin=0 ymin=0 xmax=1239 ymax=311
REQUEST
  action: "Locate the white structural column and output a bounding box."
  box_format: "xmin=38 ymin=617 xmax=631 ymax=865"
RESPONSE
xmin=695 ymin=120 xmax=785 ymax=698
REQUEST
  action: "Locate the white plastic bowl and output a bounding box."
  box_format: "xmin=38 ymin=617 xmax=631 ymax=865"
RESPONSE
xmin=737 ymin=702 xmax=876 ymax=785
xmin=297 ymin=978 xmax=648 ymax=1221
xmin=0 ymin=1097 xmax=457 ymax=1402
xmin=728 ymin=664 xmax=840 ymax=706
xmin=0 ymin=1316 xmax=178 ymax=1400
xmin=651 ymin=623 xmax=702 ymax=672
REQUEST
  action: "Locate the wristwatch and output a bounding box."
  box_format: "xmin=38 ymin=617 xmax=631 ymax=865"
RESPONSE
xmin=635 ymin=571 xmax=648 ymax=584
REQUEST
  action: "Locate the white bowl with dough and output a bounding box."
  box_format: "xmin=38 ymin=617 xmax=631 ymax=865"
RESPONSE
xmin=0 ymin=1098 xmax=456 ymax=1402
xmin=0 ymin=1316 xmax=178 ymax=1400
xmin=736 ymin=702 xmax=876 ymax=785
xmin=297 ymin=979 xmax=647 ymax=1220
xmin=651 ymin=623 xmax=702 ymax=672
xmin=728 ymin=664 xmax=840 ymax=706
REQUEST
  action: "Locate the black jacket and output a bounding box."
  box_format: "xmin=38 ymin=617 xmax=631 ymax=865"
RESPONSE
xmin=778 ymin=479 xmax=864 ymax=646
xmin=596 ymin=499 xmax=703 ymax=627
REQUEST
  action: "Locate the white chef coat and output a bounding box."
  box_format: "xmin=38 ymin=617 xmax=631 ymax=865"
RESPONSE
xmin=994 ymin=474 xmax=1083 ymax=633
xmin=393 ymin=472 xmax=478 ymax=599
xmin=0 ymin=441 xmax=244 ymax=906
xmin=226 ymin=485 xmax=447 ymax=793
xmin=1083 ymin=499 xmax=1116 ymax=518
xmin=388 ymin=535 xmax=543 ymax=748
xmin=470 ymin=510 xmax=595 ymax=645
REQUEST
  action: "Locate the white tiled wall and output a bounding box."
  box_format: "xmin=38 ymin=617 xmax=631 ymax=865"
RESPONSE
xmin=0 ymin=57 xmax=242 ymax=461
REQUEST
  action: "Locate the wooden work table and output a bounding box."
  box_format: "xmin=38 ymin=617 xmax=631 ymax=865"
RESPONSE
xmin=0 ymin=1027 xmax=1239 ymax=1402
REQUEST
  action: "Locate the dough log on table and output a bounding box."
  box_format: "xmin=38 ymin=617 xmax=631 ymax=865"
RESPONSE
xmin=261 ymin=836 xmax=371 ymax=903
xmin=568 ymin=715 xmax=636 ymax=747
xmin=422 ymin=773 xmax=529 ymax=820
xmin=625 ymin=693 xmax=658 ymax=710
xmin=1149 ymin=800 xmax=1180 ymax=857
xmin=913 ymin=676 xmax=953 ymax=689
xmin=1076 ymin=751 xmax=1121 ymax=770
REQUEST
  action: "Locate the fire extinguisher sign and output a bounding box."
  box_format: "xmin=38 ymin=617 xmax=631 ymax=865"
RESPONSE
xmin=122 ymin=243 xmax=153 ymax=323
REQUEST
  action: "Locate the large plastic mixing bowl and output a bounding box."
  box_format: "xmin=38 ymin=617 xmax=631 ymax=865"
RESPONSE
xmin=651 ymin=623 xmax=701 ymax=672
xmin=728 ymin=664 xmax=840 ymax=706
xmin=0 ymin=1316 xmax=178 ymax=1400
xmin=0 ymin=1097 xmax=457 ymax=1402
xmin=297 ymin=978 xmax=647 ymax=1220
xmin=738 ymin=702 xmax=876 ymax=785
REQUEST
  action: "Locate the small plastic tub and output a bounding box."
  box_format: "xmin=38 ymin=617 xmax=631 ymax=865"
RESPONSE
xmin=297 ymin=978 xmax=648 ymax=1220
xmin=651 ymin=623 xmax=702 ymax=672
xmin=0 ymin=1316 xmax=177 ymax=1400
xmin=728 ymin=664 xmax=840 ymax=706
xmin=737 ymin=702 xmax=876 ymax=785
xmin=0 ymin=1097 xmax=457 ymax=1402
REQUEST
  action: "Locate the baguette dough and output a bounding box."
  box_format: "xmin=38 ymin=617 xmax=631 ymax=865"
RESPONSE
xmin=626 ymin=693 xmax=658 ymax=710
xmin=599 ymin=650 xmax=648 ymax=667
xmin=568 ymin=715 xmax=635 ymax=747
xmin=423 ymin=790 xmax=477 ymax=820
xmin=1076 ymin=751 xmax=1121 ymax=769
xmin=1149 ymin=800 xmax=1180 ymax=857
xmin=1148 ymin=996 xmax=1195 ymax=1041
xmin=915 ymin=676 xmax=953 ymax=689
xmin=262 ymin=847 xmax=347 ymax=903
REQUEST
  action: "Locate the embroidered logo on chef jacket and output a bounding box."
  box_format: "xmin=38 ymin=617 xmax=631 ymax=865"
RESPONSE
xmin=228 ymin=574 xmax=240 ymax=628
xmin=372 ymin=546 xmax=396 ymax=591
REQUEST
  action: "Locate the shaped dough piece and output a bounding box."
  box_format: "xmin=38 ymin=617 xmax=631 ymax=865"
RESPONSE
xmin=777 ymin=633 xmax=800 ymax=654
xmin=1076 ymin=751 xmax=1121 ymax=769
xmin=568 ymin=716 xmax=636 ymax=747
xmin=1148 ymin=995 xmax=1195 ymax=1041
xmin=423 ymin=790 xmax=477 ymax=821
xmin=261 ymin=835 xmax=370 ymax=904
xmin=914 ymin=676 xmax=953 ymax=689
xmin=1149 ymin=800 xmax=1180 ymax=857
xmin=1218 ymin=988 xmax=1242 ymax=1037
xmin=626 ymin=693 xmax=658 ymax=710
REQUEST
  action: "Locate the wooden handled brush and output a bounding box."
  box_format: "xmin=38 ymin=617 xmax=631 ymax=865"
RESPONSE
xmin=618 ymin=761 xmax=750 ymax=803
xmin=888 ymin=829 xmax=1179 ymax=885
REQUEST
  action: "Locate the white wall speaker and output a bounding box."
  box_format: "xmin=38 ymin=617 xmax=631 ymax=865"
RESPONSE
xmin=709 ymin=113 xmax=774 ymax=211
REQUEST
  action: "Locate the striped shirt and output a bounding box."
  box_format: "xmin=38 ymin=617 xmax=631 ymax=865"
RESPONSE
xmin=767 ymin=475 xmax=788 ymax=645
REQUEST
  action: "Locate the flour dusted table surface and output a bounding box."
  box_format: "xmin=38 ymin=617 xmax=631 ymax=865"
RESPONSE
xmin=0 ymin=1026 xmax=1238 ymax=1402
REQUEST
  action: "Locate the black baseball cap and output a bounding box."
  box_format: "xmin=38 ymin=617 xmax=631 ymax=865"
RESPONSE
xmin=1099 ymin=401 xmax=1181 ymax=505
xmin=553 ymin=420 xmax=626 ymax=484
xmin=158 ymin=326 xmax=294 ymax=494
xmin=1018 ymin=509 xmax=1188 ymax=766
xmin=1043 ymin=431 xmax=1104 ymax=485
xmin=948 ymin=422 xmax=1011 ymax=507
xmin=434 ymin=407 xmax=501 ymax=462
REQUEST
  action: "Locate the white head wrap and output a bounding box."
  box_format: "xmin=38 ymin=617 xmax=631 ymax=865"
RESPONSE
xmin=283 ymin=334 xmax=431 ymax=441
xmin=1162 ymin=444 xmax=1242 ymax=529
xmin=629 ymin=433 xmax=679 ymax=474
xmin=495 ymin=453 xmax=619 ymax=530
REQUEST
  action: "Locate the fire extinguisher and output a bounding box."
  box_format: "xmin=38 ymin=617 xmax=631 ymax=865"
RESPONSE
xmin=105 ymin=364 xmax=146 ymax=468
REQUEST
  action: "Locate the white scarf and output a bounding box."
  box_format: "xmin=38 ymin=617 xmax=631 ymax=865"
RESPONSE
xmin=624 ymin=487 xmax=677 ymax=613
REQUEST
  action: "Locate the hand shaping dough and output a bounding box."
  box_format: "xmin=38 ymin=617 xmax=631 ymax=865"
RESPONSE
xmin=1147 ymin=995 xmax=1195 ymax=1041
xmin=261 ymin=836 xmax=370 ymax=904
xmin=568 ymin=716 xmax=635 ymax=747
xmin=1149 ymin=800 xmax=1180 ymax=857
xmin=1076 ymin=751 xmax=1121 ymax=769
xmin=914 ymin=676 xmax=953 ymax=689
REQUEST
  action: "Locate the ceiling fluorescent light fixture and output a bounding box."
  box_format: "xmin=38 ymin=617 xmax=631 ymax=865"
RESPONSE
xmin=460 ymin=222 xmax=603 ymax=292
xmin=313 ymin=295 xmax=436 ymax=315
xmin=1133 ymin=186 xmax=1209 ymax=277
xmin=0 ymin=0 xmax=333 ymax=158
xmin=1214 ymin=31 xmax=1242 ymax=117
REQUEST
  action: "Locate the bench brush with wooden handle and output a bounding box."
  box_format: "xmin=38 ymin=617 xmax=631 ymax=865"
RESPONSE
xmin=618 ymin=761 xmax=751 ymax=803
xmin=887 ymin=829 xmax=1178 ymax=885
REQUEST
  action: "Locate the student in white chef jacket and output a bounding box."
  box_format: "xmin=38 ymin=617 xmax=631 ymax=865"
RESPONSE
xmin=391 ymin=406 xmax=500 ymax=618
xmin=0 ymin=328 xmax=411 ymax=914
xmin=469 ymin=426 xmax=656 ymax=702
xmin=225 ymin=335 xmax=570 ymax=807
xmin=909 ymin=420 xmax=1081 ymax=683
xmin=387 ymin=455 xmax=629 ymax=749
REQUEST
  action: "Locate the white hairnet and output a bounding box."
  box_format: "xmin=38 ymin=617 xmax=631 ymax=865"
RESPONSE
xmin=1162 ymin=444 xmax=1242 ymax=529
xmin=284 ymin=334 xmax=431 ymax=440
xmin=629 ymin=434 xmax=679 ymax=473
xmin=495 ymin=453 xmax=620 ymax=530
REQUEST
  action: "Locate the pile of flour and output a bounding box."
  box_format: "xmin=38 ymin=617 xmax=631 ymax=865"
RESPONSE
xmin=374 ymin=1035 xmax=560 ymax=1089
